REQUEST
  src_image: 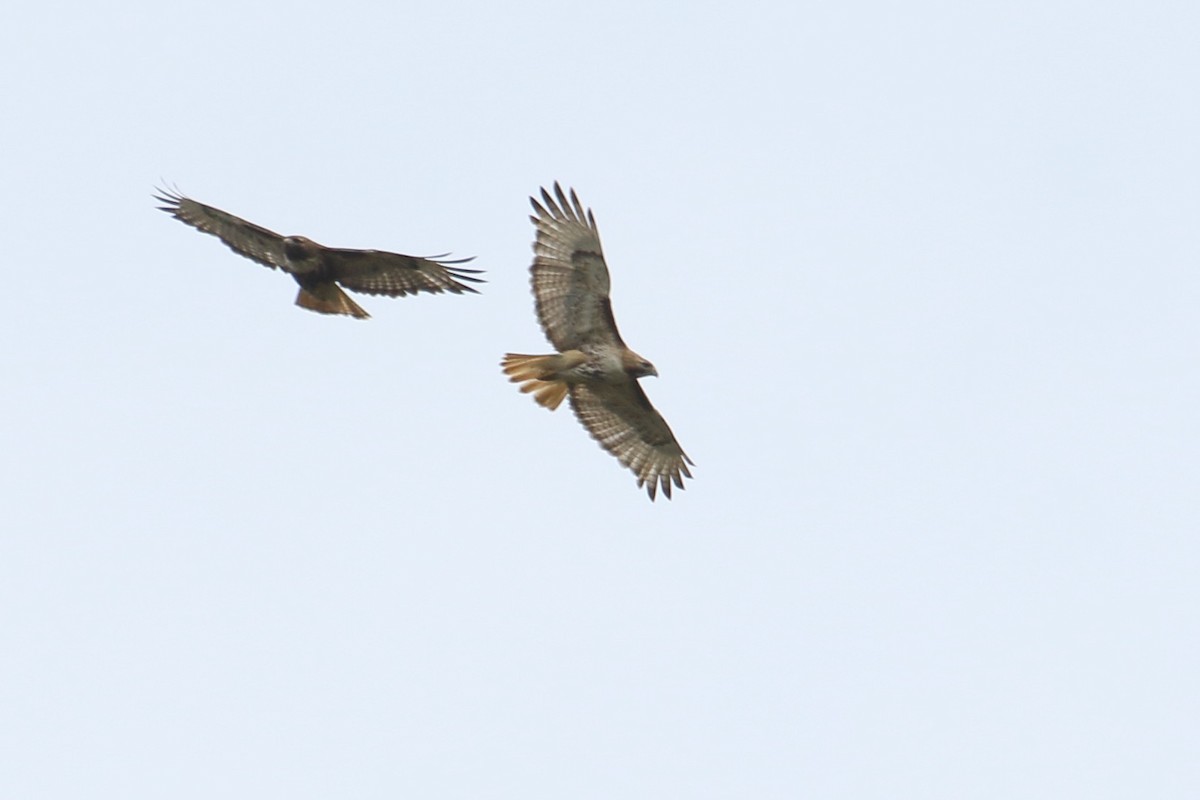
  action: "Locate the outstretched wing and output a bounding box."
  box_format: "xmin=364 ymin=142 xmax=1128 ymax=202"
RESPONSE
xmin=529 ymin=183 xmax=625 ymax=351
xmin=154 ymin=188 xmax=289 ymax=270
xmin=569 ymin=381 xmax=693 ymax=501
xmin=323 ymin=249 xmax=484 ymax=297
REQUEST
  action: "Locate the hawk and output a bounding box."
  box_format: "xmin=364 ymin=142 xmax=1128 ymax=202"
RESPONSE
xmin=155 ymin=188 xmax=483 ymax=318
xmin=502 ymin=184 xmax=693 ymax=500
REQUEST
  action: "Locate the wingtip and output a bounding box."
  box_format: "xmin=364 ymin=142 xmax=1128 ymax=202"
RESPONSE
xmin=153 ymin=181 xmax=183 ymax=202
xmin=637 ymin=461 xmax=693 ymax=501
xmin=536 ymin=185 xmax=561 ymax=219
xmin=153 ymin=182 xmax=189 ymax=215
xmin=553 ymin=183 xmax=573 ymax=221
xmin=531 ymin=182 xmax=592 ymax=228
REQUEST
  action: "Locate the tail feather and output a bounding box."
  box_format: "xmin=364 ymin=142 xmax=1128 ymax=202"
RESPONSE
xmin=530 ymin=380 xmax=569 ymax=410
xmin=501 ymin=353 xmax=570 ymax=411
xmin=501 ymin=353 xmax=560 ymax=382
xmin=295 ymin=282 xmax=370 ymax=319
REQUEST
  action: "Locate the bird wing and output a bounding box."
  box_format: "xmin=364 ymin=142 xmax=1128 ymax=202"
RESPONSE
xmin=323 ymin=249 xmax=484 ymax=297
xmin=529 ymin=183 xmax=625 ymax=351
xmin=569 ymin=381 xmax=693 ymax=501
xmin=154 ymin=188 xmax=289 ymax=270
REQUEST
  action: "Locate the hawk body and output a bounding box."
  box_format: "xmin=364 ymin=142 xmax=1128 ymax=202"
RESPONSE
xmin=502 ymin=184 xmax=693 ymax=500
xmin=155 ymin=188 xmax=482 ymax=318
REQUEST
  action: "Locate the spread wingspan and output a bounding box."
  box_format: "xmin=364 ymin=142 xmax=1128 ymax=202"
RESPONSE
xmin=504 ymin=183 xmax=693 ymax=500
xmin=155 ymin=186 xmax=482 ymax=317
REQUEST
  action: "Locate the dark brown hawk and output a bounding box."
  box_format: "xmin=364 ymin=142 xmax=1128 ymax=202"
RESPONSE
xmin=155 ymin=188 xmax=482 ymax=318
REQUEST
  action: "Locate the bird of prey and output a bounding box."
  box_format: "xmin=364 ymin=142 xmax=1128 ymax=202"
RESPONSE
xmin=501 ymin=183 xmax=693 ymax=500
xmin=155 ymin=188 xmax=482 ymax=318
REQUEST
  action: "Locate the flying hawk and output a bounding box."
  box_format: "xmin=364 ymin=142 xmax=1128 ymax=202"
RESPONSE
xmin=155 ymin=188 xmax=482 ymax=318
xmin=502 ymin=184 xmax=693 ymax=500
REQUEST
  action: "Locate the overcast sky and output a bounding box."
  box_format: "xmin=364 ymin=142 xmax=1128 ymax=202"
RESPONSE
xmin=2 ymin=1 xmax=1198 ymax=797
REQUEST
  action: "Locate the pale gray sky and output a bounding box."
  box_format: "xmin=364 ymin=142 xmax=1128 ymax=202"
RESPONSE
xmin=3 ymin=1 xmax=1198 ymax=797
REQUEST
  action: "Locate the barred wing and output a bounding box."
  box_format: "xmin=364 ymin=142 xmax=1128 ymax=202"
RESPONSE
xmin=154 ymin=188 xmax=288 ymax=270
xmin=325 ymin=249 xmax=484 ymax=297
xmin=529 ymin=183 xmax=625 ymax=351
xmin=569 ymin=381 xmax=693 ymax=501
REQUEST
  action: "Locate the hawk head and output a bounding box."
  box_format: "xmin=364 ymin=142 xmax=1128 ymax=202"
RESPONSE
xmin=622 ymin=350 xmax=658 ymax=379
xmin=282 ymin=236 xmax=321 ymax=271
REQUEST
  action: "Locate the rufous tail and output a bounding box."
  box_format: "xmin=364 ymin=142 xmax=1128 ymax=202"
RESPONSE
xmin=501 ymin=353 xmax=569 ymax=410
xmin=295 ymin=282 xmax=370 ymax=319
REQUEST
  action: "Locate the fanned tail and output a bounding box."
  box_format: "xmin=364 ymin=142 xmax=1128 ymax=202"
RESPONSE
xmin=295 ymin=282 xmax=369 ymax=319
xmin=501 ymin=353 xmax=569 ymax=410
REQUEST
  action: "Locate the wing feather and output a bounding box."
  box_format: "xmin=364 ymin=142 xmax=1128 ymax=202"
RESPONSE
xmin=324 ymin=249 xmax=484 ymax=297
xmin=569 ymin=382 xmax=693 ymax=501
xmin=154 ymin=187 xmax=288 ymax=270
xmin=530 ymin=183 xmax=624 ymax=351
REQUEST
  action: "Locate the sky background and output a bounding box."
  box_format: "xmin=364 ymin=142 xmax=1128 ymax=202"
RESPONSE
xmin=3 ymin=1 xmax=1198 ymax=797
